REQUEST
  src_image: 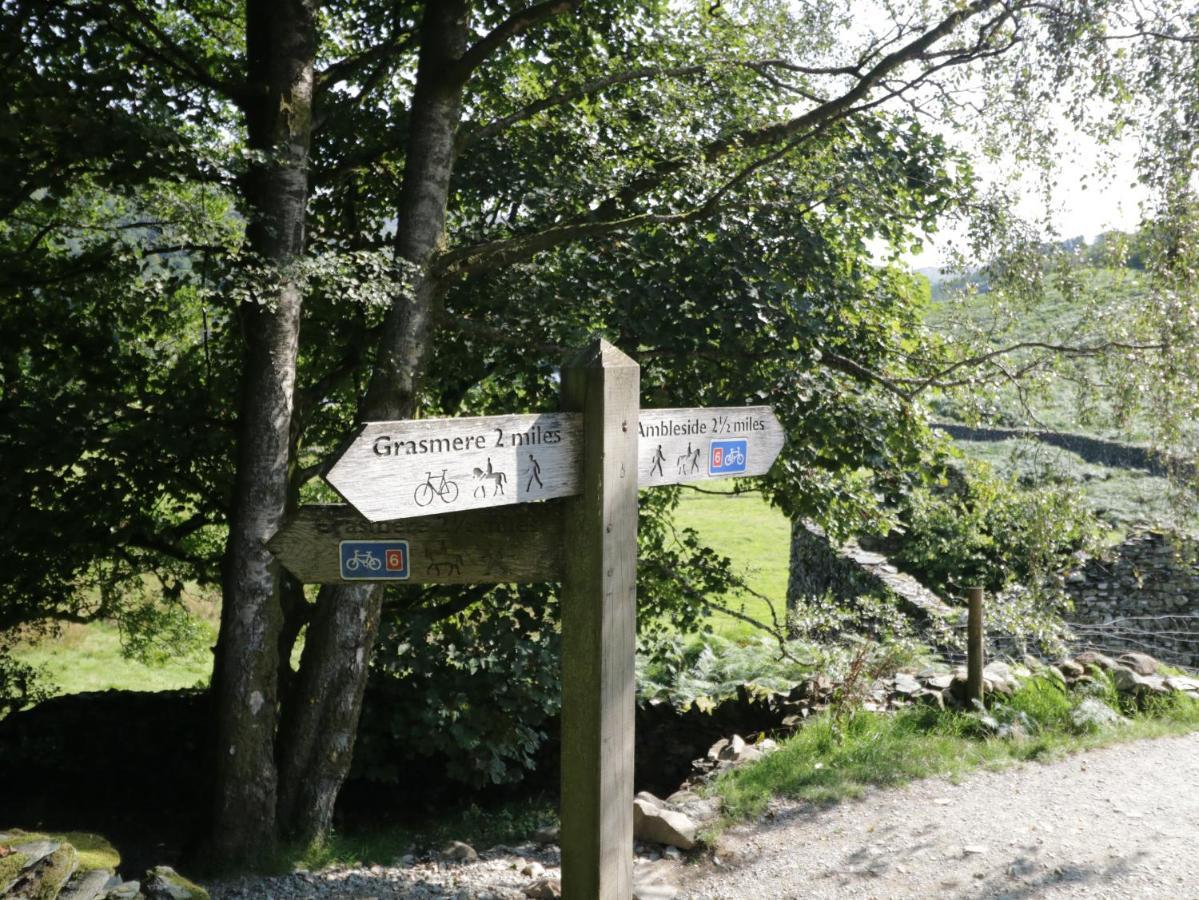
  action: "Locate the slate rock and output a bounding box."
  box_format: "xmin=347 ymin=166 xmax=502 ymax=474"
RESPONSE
xmin=1074 ymin=651 xmax=1118 ymax=671
xmin=1057 ymin=659 xmax=1085 ymax=679
xmin=717 ymin=735 xmax=747 ymax=761
xmin=632 ymin=883 xmax=679 ymax=899
xmin=60 ymin=868 xmax=117 ymax=900
xmin=892 ymin=673 xmax=922 ymax=695
xmin=8 ymin=839 xmax=60 ymax=870
xmin=1118 ymin=652 xmax=1160 ymax=676
xmin=15 ymin=844 xmax=79 ymax=900
xmin=522 ymin=877 xmax=562 ymax=899
xmin=103 ymin=880 xmax=143 ymax=900
xmin=142 ymin=865 xmax=210 ymax=900
xmin=632 ymin=798 xmax=697 ymax=850
xmin=441 ymin=841 xmax=479 ymax=863
xmin=1112 ymin=666 xmax=1168 ymax=693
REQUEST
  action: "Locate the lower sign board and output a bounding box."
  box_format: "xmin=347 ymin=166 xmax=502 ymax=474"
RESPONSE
xmin=268 ymin=502 xmax=564 ymax=584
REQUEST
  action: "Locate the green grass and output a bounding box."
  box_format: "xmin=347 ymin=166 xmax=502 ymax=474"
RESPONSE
xmin=671 ymin=485 xmax=791 ymax=641
xmin=710 ymin=674 xmax=1199 ymax=827
xmin=12 ymin=621 xmax=213 ymax=695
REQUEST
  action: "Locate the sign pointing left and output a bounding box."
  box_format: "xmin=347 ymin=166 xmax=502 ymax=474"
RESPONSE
xmin=324 ymin=412 xmax=582 ymax=522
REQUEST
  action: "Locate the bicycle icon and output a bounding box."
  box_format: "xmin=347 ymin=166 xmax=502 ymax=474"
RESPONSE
xmin=414 ymin=469 xmax=459 ymax=507
xmin=343 ymin=549 xmax=382 ymax=572
xmin=723 ymin=446 xmax=745 ymax=466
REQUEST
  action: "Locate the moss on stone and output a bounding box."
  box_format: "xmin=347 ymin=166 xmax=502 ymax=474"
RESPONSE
xmin=0 ymin=851 xmax=30 ymax=892
xmin=51 ymin=831 xmax=120 ymax=871
xmin=33 ymin=844 xmax=78 ymax=900
xmin=147 ymin=865 xmax=211 ymax=899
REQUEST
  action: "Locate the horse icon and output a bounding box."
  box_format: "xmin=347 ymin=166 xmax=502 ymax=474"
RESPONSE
xmin=473 ymin=457 xmax=508 ymax=497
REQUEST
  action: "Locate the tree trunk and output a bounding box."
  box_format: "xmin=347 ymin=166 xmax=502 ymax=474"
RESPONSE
xmin=272 ymin=0 xmax=469 ymax=841
xmin=210 ymin=0 xmax=315 ymax=862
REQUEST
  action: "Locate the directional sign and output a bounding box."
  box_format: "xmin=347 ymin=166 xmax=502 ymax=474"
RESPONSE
xmin=636 ymin=406 xmax=784 ymax=488
xmin=267 ymin=502 xmax=565 ymax=584
xmin=325 ymin=413 xmax=582 ymax=522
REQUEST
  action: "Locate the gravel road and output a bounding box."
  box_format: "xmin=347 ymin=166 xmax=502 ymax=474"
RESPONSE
xmin=679 ymin=731 xmax=1199 ymax=899
xmin=210 ymin=732 xmax=1199 ymax=899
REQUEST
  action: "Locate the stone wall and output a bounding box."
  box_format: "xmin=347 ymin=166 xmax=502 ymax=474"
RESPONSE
xmin=786 ymin=521 xmax=954 ymax=636
xmin=1064 ymin=530 xmax=1199 ymax=668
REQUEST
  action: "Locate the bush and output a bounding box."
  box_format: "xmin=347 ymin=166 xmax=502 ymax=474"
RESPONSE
xmin=895 ymin=459 xmax=1099 ymax=596
xmin=357 ymin=585 xmax=560 ymax=788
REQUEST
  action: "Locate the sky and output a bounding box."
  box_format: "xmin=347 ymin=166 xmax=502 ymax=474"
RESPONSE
xmin=905 ymin=112 xmax=1150 ymax=270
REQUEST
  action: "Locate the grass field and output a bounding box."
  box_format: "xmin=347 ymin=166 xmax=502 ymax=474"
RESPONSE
xmin=9 ymin=489 xmax=791 ymax=698
xmin=670 ymin=485 xmax=792 ymax=642
xmin=13 ymin=621 xmax=214 ymax=695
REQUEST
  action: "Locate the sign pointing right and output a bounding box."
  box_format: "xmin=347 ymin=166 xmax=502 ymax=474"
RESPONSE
xmin=636 ymin=405 xmax=784 ymax=488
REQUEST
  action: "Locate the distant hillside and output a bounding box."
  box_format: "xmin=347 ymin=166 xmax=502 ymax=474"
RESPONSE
xmin=922 ymin=265 xmax=1185 ymax=529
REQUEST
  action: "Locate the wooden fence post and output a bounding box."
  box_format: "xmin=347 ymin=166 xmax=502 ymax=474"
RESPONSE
xmin=559 ymin=339 xmax=639 ymax=900
xmin=966 ymin=586 xmax=985 ymax=707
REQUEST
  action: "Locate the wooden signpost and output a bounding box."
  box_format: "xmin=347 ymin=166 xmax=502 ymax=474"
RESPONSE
xmin=269 ymin=339 xmax=785 ymax=899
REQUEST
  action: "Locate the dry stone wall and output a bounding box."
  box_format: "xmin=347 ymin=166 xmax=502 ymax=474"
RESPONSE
xmin=1064 ymin=530 xmax=1199 ymax=669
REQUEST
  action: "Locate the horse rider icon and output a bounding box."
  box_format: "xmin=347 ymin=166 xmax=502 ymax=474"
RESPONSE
xmin=526 ymin=453 xmax=543 ymax=491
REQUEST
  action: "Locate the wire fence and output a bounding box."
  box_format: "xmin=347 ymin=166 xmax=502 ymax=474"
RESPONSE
xmin=930 ymin=614 xmax=1199 ymax=674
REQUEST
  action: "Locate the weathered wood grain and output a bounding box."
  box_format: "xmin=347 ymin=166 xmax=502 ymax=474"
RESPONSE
xmin=324 ymin=412 xmax=582 ymax=522
xmin=559 ymin=339 xmax=639 ymax=900
xmin=266 ymin=503 xmax=565 ymax=584
xmin=636 ymin=405 xmax=785 ymax=488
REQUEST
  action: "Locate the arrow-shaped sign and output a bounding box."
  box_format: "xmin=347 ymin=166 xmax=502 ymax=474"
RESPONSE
xmin=323 ymin=406 xmax=784 ymax=522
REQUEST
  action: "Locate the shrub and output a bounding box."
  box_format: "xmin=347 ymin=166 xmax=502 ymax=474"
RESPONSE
xmin=895 ymin=459 xmax=1099 ymax=597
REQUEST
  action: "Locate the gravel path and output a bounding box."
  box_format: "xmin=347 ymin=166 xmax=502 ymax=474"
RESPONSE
xmin=680 ymin=731 xmax=1199 ymax=899
xmin=210 ymin=732 xmax=1199 ymax=899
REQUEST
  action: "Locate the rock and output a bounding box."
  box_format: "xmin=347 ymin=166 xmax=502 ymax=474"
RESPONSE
xmin=60 ymin=869 xmax=118 ymax=900
xmin=633 ymin=798 xmax=698 ymax=850
xmin=521 ymin=862 xmax=545 ymax=878
xmin=635 ymin=791 xmax=666 ymax=808
xmin=706 ymin=738 xmax=729 ymax=761
xmin=1057 ymin=659 xmax=1085 ymax=679
xmin=523 ymin=877 xmax=562 ymax=898
xmin=915 ymin=689 xmax=945 ymax=710
xmin=103 ymin=880 xmax=142 ymax=900
xmin=11 ymin=843 xmax=78 ymax=900
xmin=8 ymin=839 xmax=61 ymax=870
xmin=1166 ymin=675 xmax=1199 ymax=693
xmin=892 ymin=673 xmax=922 ymax=695
xmin=662 ymin=846 xmax=683 ymax=861
xmin=926 ymin=673 xmax=954 ymax=691
xmin=143 ymin=865 xmax=210 ymax=900
xmin=963 ymin=845 xmax=988 ymax=855
xmin=0 ymin=849 xmax=29 ymax=896
xmin=1022 ymin=654 xmax=1045 ymax=672
xmin=1113 ymin=666 xmax=1158 ymax=693
xmin=532 ymin=825 xmax=560 ymax=845
xmin=717 ymin=735 xmax=747 ymax=761
xmin=1074 ymin=651 xmax=1118 ymax=671
xmin=757 ymin=738 xmax=779 ymax=754
xmin=1118 ymin=652 xmax=1160 ymax=676
xmin=1071 ymin=698 xmax=1123 ymax=731
xmin=441 ymin=841 xmax=479 ymax=863
xmin=664 ymin=792 xmax=721 ymax=825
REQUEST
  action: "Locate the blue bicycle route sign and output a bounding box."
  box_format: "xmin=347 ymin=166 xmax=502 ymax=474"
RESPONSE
xmin=338 ymin=540 xmax=410 ymax=580
xmin=708 ymin=438 xmax=748 ymax=475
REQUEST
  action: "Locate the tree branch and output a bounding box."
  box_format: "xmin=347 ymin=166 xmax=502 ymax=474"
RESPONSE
xmin=453 ymin=0 xmax=581 ymax=82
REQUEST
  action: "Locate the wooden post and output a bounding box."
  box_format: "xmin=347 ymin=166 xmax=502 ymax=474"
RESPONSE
xmin=559 ymin=339 xmax=639 ymax=900
xmin=966 ymin=586 xmax=985 ymax=707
